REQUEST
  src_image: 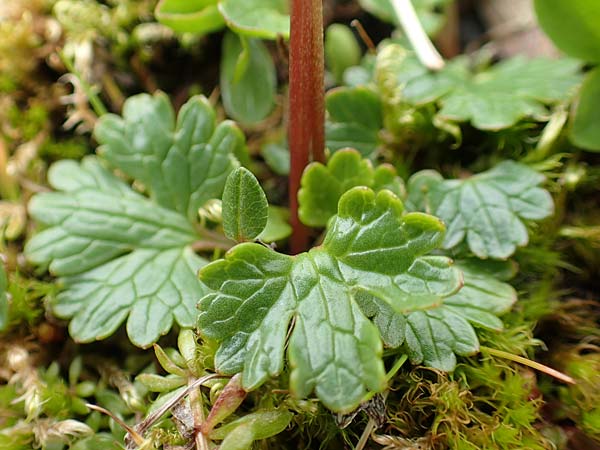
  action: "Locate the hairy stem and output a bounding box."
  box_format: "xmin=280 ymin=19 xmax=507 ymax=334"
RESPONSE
xmin=289 ymin=0 xmax=325 ymax=253
xmin=391 ymin=0 xmax=445 ymax=70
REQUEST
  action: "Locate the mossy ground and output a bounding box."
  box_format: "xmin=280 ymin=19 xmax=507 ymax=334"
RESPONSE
xmin=0 ymin=1 xmax=598 ymax=449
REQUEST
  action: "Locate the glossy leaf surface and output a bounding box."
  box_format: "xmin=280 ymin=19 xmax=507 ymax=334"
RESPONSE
xmin=198 ymin=187 xmax=507 ymax=412
xmin=26 ymin=158 xmax=208 ymax=347
xmin=408 ymin=161 xmax=553 ymax=259
xmin=298 ymin=148 xmax=403 ymax=227
xmin=95 ymin=93 xmax=244 ymax=222
xmin=222 ymin=167 xmax=269 ymax=242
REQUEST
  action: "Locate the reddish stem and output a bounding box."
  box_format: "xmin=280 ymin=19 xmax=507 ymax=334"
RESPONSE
xmin=289 ymin=0 xmax=325 ymax=254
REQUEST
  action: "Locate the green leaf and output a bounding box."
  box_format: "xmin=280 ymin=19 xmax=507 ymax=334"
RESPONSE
xmin=221 ymin=32 xmax=277 ymax=125
xmin=534 ymin=0 xmax=600 ymax=63
xmin=0 ymin=264 xmax=7 ymax=331
xmin=198 ymin=187 xmax=493 ymax=412
xmin=26 ymin=158 xmax=197 ymax=276
xmin=209 ymin=409 xmax=293 ymax=450
xmin=219 ymin=0 xmax=289 ymax=40
xmin=155 ymin=0 xmax=225 ymax=34
xmin=94 ymin=92 xmax=244 ymax=222
xmin=325 ymin=87 xmax=383 ymax=158
xmin=298 ymin=148 xmax=404 ymax=227
xmin=405 ymin=308 xmax=478 ymax=371
xmin=222 ymin=167 xmax=269 ymax=242
xmin=154 ymin=343 xmax=187 ymax=376
xmin=408 ymin=161 xmax=554 ymax=259
xmin=257 ymin=206 xmax=292 ymax=242
xmin=571 ymin=68 xmax=600 ymax=151
xmin=25 ymin=157 xmax=208 ymax=347
xmin=444 ymin=261 xmax=517 ymax=331
xmin=261 ymin=141 xmax=289 ymax=176
xmin=325 ymin=24 xmax=362 ymax=84
xmin=436 ymin=57 xmax=582 ymax=130
xmin=401 ymin=259 xmax=517 ymax=370
xmin=376 ymin=44 xmax=582 ymax=131
xmin=137 ymin=373 xmax=187 ymax=392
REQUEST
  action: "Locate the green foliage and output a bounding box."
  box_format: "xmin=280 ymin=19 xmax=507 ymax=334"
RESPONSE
xmin=209 ymin=409 xmax=293 ymax=450
xmin=220 ymin=32 xmax=277 ymax=125
xmin=156 ymin=0 xmax=289 ymax=39
xmin=325 ymin=87 xmax=383 ymax=158
xmin=222 ymin=167 xmax=269 ymax=242
xmin=261 ymin=140 xmax=289 ymax=176
xmin=435 ymin=58 xmax=582 ymax=130
xmin=219 ymin=0 xmax=289 ymax=40
xmin=199 ymin=187 xmax=511 ymax=412
xmin=534 ymin=0 xmax=600 ymax=64
xmin=298 ymin=148 xmax=403 ymax=227
xmin=571 ymin=68 xmax=600 ymax=151
xmin=408 ymin=161 xmax=554 ymax=259
xmin=26 ymin=158 xmax=207 ymax=347
xmin=0 ymin=264 xmax=7 ymax=331
xmin=378 ymin=44 xmax=583 ymax=131
xmin=257 ymin=206 xmax=292 ymax=242
xmin=25 ymin=94 xmax=245 ymax=347
xmin=325 ymin=24 xmax=361 ymax=84
xmin=155 ymin=0 xmax=225 ymax=34
xmin=444 ymin=260 xmax=516 ymax=331
xmin=2 ymin=272 xmax=53 ymax=332
xmin=94 ymin=92 xmax=245 ymax=222
xmin=137 ymin=329 xmax=206 ymax=393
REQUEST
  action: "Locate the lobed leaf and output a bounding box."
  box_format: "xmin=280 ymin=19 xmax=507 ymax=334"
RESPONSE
xmin=408 ymin=161 xmax=554 ymax=259
xmin=25 ymin=158 xmax=208 ymax=347
xmin=375 ymin=44 xmax=582 ymax=131
xmin=94 ymin=93 xmax=244 ymax=222
xmin=26 ymin=158 xmax=197 ymax=276
xmin=199 ymin=187 xmax=509 ymax=412
xmin=222 ymin=167 xmax=269 ymax=242
xmin=298 ymin=148 xmax=404 ymax=227
xmin=444 ymin=261 xmax=516 ymax=331
xmin=437 ymin=57 xmax=582 ymax=130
